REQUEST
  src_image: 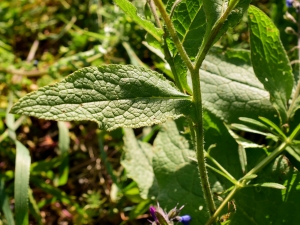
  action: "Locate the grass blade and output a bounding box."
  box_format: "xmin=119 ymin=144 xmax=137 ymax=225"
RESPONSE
xmin=55 ymin=122 xmax=70 ymax=186
xmin=0 ymin=177 xmax=15 ymax=225
xmin=15 ymin=141 xmax=31 ymax=225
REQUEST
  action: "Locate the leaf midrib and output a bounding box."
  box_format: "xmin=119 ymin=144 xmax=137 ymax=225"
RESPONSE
xmin=14 ymin=95 xmax=192 ymax=109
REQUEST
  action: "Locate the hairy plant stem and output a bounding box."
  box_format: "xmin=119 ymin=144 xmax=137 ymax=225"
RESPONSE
xmin=152 ymin=0 xmax=245 ymax=221
xmin=194 ymin=0 xmax=241 ymax=71
xmin=190 ymin=68 xmax=217 ymax=217
xmin=147 ymin=0 xmax=162 ymax=29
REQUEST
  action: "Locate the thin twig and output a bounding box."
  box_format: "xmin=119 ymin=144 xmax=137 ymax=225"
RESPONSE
xmin=147 ymin=0 xmax=162 ymax=29
xmin=26 ymin=40 xmax=39 ymax=62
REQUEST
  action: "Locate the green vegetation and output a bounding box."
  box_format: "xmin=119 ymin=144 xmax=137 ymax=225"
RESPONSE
xmin=1 ymin=0 xmax=300 ymax=225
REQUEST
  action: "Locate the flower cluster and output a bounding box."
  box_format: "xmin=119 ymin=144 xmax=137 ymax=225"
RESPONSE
xmin=149 ymin=203 xmax=191 ymax=225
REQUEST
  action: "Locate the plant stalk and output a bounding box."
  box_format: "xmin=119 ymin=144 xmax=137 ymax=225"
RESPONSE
xmin=205 ymin=186 xmax=239 ymax=225
xmin=147 ymin=0 xmax=162 ymax=29
xmin=243 ymin=142 xmax=288 ymax=177
xmin=190 ymin=68 xmax=217 ymax=217
xmin=206 ymin=153 xmax=237 ymax=185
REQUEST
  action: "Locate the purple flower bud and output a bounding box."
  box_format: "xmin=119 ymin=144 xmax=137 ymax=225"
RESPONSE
xmin=179 ymin=215 xmax=192 ymax=225
xmin=286 ymin=0 xmax=293 ymax=7
xmin=149 ymin=206 xmax=157 ymax=221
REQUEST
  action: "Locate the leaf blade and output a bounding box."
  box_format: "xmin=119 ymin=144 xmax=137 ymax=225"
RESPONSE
xmin=248 ymin=6 xmax=294 ymax=123
xmin=11 ymin=65 xmax=193 ymax=131
xmin=200 ymin=49 xmax=276 ymax=123
xmin=15 ymin=141 xmax=31 ymax=225
xmin=121 ymin=128 xmax=158 ymax=199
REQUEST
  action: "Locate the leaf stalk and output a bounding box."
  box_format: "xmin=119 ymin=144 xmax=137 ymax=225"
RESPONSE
xmin=205 ymin=186 xmax=239 ymax=225
xmin=206 ymin=152 xmax=238 ymax=185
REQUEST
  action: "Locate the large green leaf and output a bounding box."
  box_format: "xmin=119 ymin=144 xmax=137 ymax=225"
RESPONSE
xmin=230 ymin=155 xmax=300 ymax=225
xmin=15 ymin=141 xmax=31 ymax=225
xmin=200 ymin=49 xmax=276 ymax=123
xmin=11 ymin=65 xmax=193 ymax=131
xmin=248 ymin=6 xmax=294 ymax=124
xmin=122 ymin=128 xmax=158 ymax=199
xmin=114 ymin=0 xmax=163 ymax=41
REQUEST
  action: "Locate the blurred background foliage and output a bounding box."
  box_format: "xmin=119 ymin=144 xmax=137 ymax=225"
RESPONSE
xmin=0 ymin=0 xmax=297 ymax=224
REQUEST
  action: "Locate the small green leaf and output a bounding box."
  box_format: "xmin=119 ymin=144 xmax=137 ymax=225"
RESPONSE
xmin=114 ymin=0 xmax=163 ymax=41
xmin=248 ymin=6 xmax=294 ymax=124
xmin=239 ymin=174 xmax=257 ymax=181
xmin=238 ymin=145 xmax=247 ymax=174
xmin=238 ymin=117 xmax=269 ymax=130
xmin=121 ymin=128 xmax=158 ymax=199
xmin=11 ymin=65 xmax=193 ymax=131
xmin=230 ymin=123 xmax=277 ymax=140
xmin=226 ymin=125 xmax=264 ymax=149
xmin=15 ymin=141 xmax=31 ymax=225
xmin=259 ymin=116 xmax=286 ymax=139
xmin=286 ymin=145 xmax=300 ymax=163
xmin=247 ymin=182 xmax=286 ymax=190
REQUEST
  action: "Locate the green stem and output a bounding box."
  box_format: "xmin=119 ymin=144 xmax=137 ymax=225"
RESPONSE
xmin=194 ymin=0 xmax=241 ymax=71
xmin=205 ymin=163 xmax=237 ymax=185
xmin=243 ymin=142 xmax=288 ymax=177
xmin=205 ymin=141 xmax=289 ymax=224
xmin=206 ymin=153 xmax=237 ymax=185
xmin=191 ymin=68 xmax=216 ymax=217
xmin=153 ymin=0 xmax=194 ymax=72
xmin=205 ymin=186 xmax=239 ymax=225
xmin=148 ymin=0 xmax=162 ymax=29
